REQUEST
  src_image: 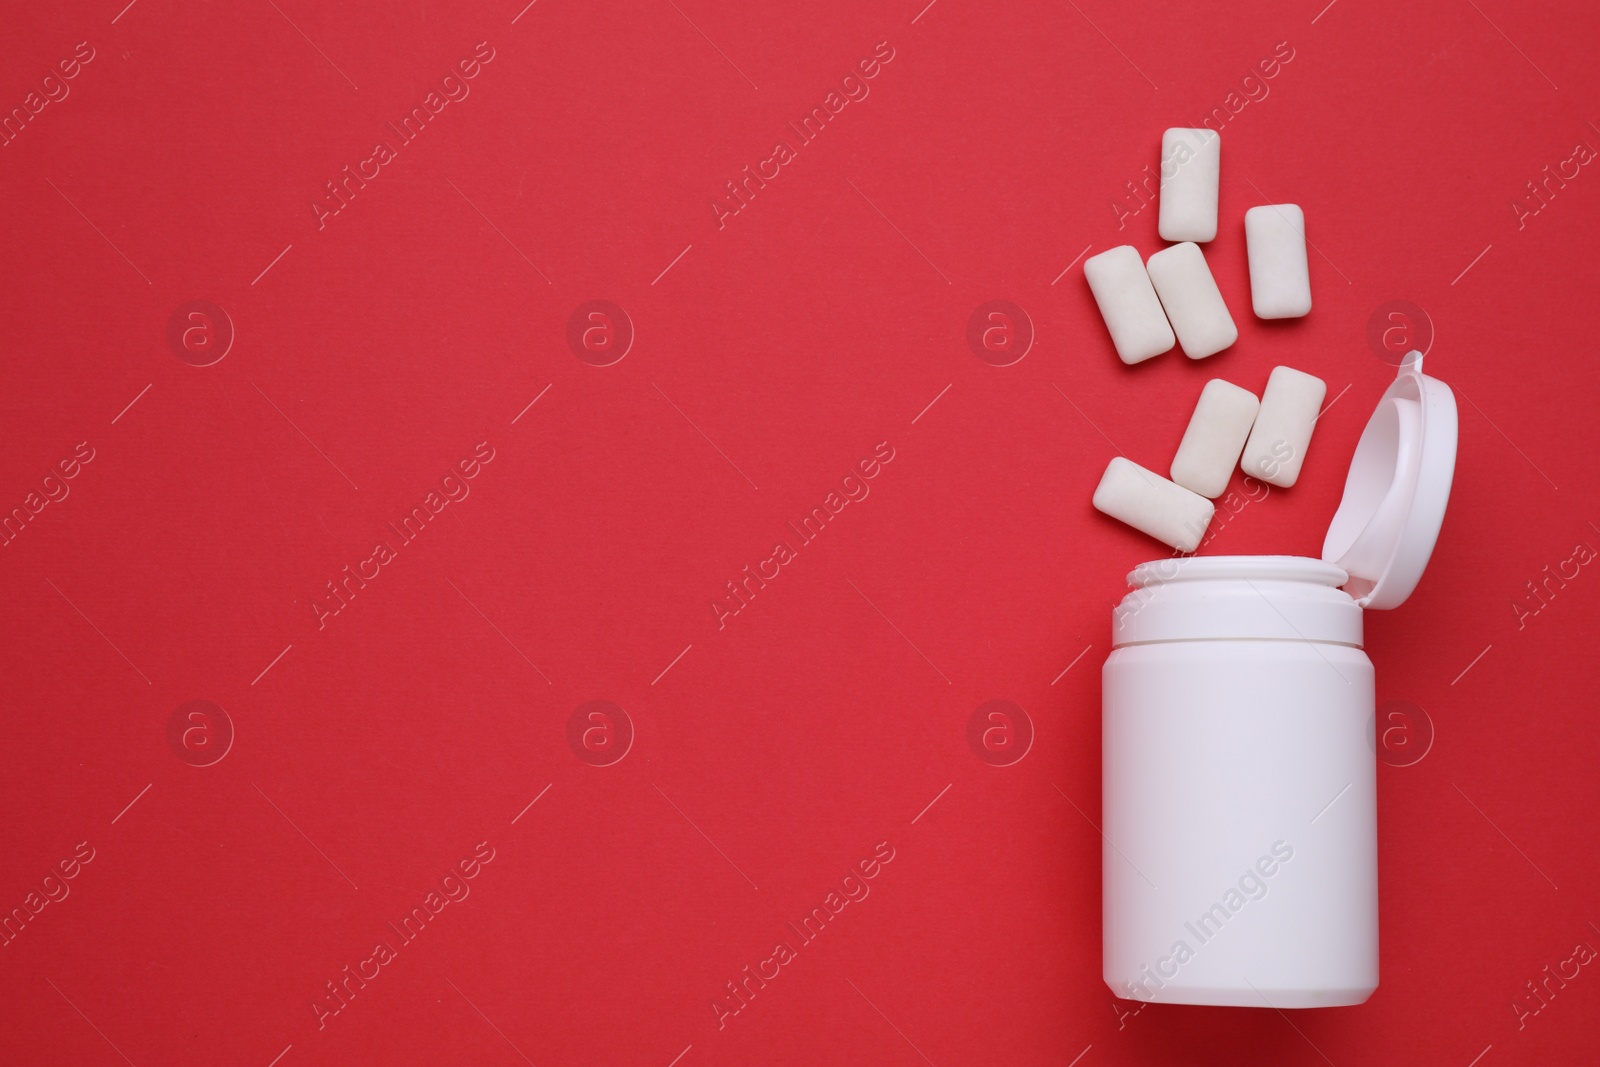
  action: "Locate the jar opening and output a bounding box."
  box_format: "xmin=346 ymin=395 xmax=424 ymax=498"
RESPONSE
xmin=1127 ymin=554 xmax=1350 ymax=590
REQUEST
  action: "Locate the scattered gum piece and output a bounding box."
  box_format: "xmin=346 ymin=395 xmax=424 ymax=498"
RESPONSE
xmin=1245 ymin=204 xmax=1313 ymax=319
xmin=1171 ymin=379 xmax=1261 ymax=499
xmin=1159 ymin=128 xmax=1220 ymax=243
xmin=1084 ymin=245 xmax=1177 ymax=365
xmin=1240 ymin=366 xmax=1327 ymax=488
xmin=1093 ymin=456 xmax=1216 ymax=553
xmin=1145 ymin=242 xmax=1237 ymax=359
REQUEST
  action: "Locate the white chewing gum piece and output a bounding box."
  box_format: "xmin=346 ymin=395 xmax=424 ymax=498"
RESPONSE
xmin=1245 ymin=204 xmax=1312 ymax=319
xmin=1240 ymin=366 xmax=1327 ymax=488
xmin=1145 ymin=242 xmax=1237 ymax=359
xmin=1170 ymin=379 xmax=1261 ymax=499
xmin=1093 ymin=456 xmax=1215 ymax=554
xmin=1158 ymin=128 xmax=1220 ymax=243
xmin=1084 ymin=245 xmax=1176 ymax=365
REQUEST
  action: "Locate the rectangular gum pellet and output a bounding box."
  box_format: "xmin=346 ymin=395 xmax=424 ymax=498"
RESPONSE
xmin=1158 ymin=128 xmax=1220 ymax=243
xmin=1084 ymin=245 xmax=1176 ymax=365
xmin=1144 ymin=242 xmax=1237 ymax=359
xmin=1240 ymin=366 xmax=1327 ymax=487
xmin=1170 ymin=379 xmax=1261 ymax=498
xmin=1093 ymin=456 xmax=1215 ymax=553
xmin=1245 ymin=204 xmax=1312 ymax=319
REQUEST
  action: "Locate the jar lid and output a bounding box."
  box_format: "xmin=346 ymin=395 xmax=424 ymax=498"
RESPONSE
xmin=1320 ymin=353 xmax=1458 ymax=609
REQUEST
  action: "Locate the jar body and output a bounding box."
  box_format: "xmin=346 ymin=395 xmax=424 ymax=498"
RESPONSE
xmin=1101 ymin=556 xmax=1378 ymax=1008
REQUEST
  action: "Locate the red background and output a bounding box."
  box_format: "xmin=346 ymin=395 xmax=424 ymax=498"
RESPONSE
xmin=2 ymin=0 xmax=1597 ymax=1064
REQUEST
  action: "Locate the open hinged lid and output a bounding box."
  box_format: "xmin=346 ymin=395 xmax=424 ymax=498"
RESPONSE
xmin=1321 ymin=352 xmax=1458 ymax=609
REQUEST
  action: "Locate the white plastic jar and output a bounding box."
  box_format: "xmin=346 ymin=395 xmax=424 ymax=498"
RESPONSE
xmin=1101 ymin=357 xmax=1457 ymax=1008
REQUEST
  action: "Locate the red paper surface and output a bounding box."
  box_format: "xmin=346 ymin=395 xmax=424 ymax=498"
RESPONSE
xmin=2 ymin=1 xmax=1597 ymax=1064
